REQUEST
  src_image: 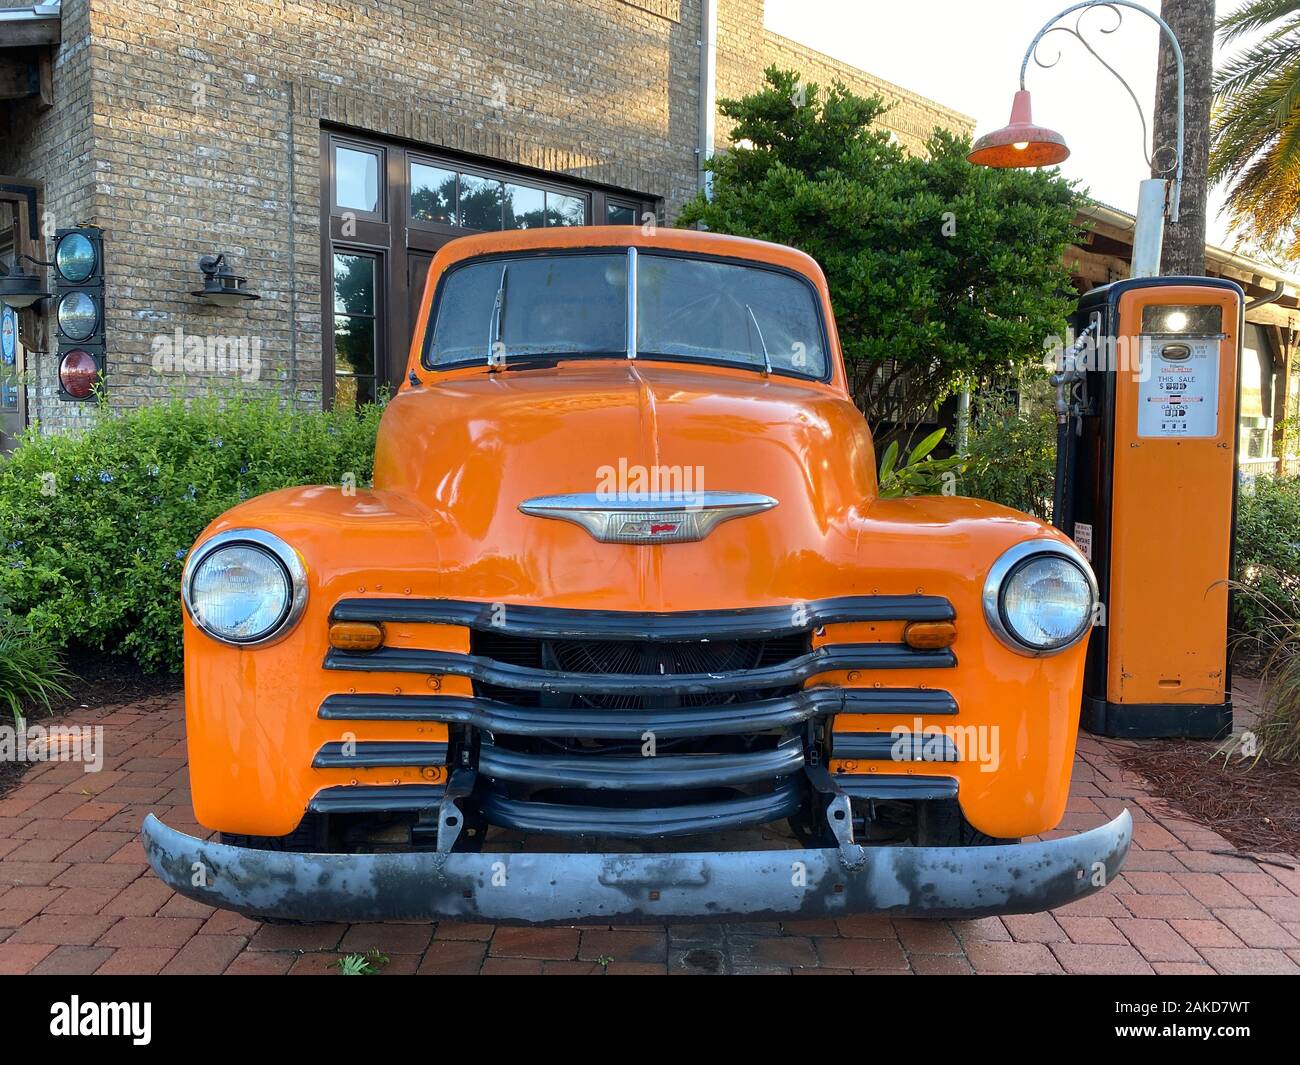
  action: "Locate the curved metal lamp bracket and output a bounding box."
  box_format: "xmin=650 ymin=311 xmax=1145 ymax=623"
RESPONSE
xmin=1019 ymin=0 xmax=1184 ymax=223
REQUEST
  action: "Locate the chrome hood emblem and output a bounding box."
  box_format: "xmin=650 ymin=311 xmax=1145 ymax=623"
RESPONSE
xmin=518 ymin=491 xmax=778 ymax=545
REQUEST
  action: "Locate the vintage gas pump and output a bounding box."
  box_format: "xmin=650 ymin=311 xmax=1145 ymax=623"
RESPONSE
xmin=1054 ymin=277 xmax=1243 ymax=739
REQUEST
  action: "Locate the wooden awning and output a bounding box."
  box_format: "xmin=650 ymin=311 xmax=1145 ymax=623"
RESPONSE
xmin=0 ymin=3 xmax=62 ymax=110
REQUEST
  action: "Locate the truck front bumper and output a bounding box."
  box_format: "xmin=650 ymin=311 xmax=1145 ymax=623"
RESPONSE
xmin=141 ymin=809 xmax=1131 ymax=925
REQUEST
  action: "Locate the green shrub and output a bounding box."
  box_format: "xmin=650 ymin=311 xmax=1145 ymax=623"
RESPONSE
xmin=877 ymin=428 xmax=965 ymax=497
xmin=0 ymin=596 xmax=72 ymax=722
xmin=960 ymin=398 xmax=1057 ymax=519
xmin=0 ymin=391 xmax=384 ymax=674
xmin=1258 ymin=619 xmax=1300 ymax=764
xmin=1259 ymin=633 xmax=1300 ymax=765
xmin=1234 ymin=474 xmax=1300 ymax=634
xmin=1227 ymin=588 xmax=1300 ymax=764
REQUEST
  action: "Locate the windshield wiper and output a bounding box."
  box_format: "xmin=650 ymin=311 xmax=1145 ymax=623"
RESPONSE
xmin=502 ymin=350 xmax=626 ymax=371
xmin=745 ymin=304 xmax=772 ymax=377
xmin=486 ymin=263 xmax=509 ymax=371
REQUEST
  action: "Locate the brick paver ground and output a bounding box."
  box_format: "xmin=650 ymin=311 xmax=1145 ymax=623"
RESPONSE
xmin=1 ymin=691 xmax=1297 ymax=975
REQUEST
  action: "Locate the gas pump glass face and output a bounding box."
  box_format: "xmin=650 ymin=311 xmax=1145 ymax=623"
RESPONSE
xmin=1000 ymin=556 xmax=1093 ymax=650
xmin=1141 ymin=305 xmax=1222 ymax=336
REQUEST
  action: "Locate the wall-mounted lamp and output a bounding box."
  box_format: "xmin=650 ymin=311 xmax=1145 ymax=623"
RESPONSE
xmin=0 ymin=254 xmax=53 ymax=309
xmin=192 ymin=254 xmax=260 ymax=307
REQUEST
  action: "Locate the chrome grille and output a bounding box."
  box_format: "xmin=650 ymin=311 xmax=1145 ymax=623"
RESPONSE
xmin=470 ymin=630 xmax=810 ymax=709
xmin=318 ymin=595 xmax=958 ymax=836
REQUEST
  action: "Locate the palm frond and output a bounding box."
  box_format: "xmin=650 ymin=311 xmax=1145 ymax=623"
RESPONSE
xmin=1218 ymin=0 xmax=1300 ymax=45
xmin=1211 ymin=1 xmax=1300 ymax=259
xmin=1213 ymin=35 xmax=1300 ymax=98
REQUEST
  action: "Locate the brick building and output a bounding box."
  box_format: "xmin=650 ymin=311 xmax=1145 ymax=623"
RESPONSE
xmin=0 ymin=0 xmax=972 ymax=442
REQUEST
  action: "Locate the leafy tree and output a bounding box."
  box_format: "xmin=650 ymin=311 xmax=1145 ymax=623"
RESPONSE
xmin=1210 ymin=0 xmax=1300 ymax=262
xmin=677 ymin=68 xmax=1080 ymax=441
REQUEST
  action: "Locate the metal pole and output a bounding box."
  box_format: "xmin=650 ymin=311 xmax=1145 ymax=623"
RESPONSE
xmin=1019 ymin=1 xmax=1186 ymax=265
xmin=698 ymin=0 xmax=718 ymax=198
xmin=1131 ymin=177 xmax=1168 ymax=277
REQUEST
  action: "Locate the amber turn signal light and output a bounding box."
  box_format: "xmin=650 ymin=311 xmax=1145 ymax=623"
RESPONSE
xmin=328 ymin=621 xmax=385 ymax=652
xmin=903 ymin=621 xmax=956 ymax=650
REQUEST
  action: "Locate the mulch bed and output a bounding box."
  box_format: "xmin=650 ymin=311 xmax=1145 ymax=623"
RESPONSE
xmin=0 ymin=649 xmax=181 ymax=799
xmin=1117 ymin=740 xmax=1300 ymax=857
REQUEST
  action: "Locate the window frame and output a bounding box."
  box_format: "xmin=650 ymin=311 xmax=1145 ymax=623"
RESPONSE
xmin=605 ymin=197 xmax=644 ymax=227
xmin=1239 ymin=322 xmax=1277 ymax=462
xmin=329 ymin=136 xmax=387 ymax=223
xmin=326 ymin=247 xmax=385 ymax=410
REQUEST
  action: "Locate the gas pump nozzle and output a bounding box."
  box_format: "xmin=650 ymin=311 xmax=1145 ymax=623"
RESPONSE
xmin=1051 ymin=320 xmax=1099 ymax=425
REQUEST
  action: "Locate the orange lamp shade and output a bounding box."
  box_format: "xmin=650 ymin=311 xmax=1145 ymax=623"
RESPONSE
xmin=967 ymin=90 xmax=1069 ymax=169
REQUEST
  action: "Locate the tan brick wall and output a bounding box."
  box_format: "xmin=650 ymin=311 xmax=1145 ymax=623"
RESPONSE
xmin=5 ymin=0 xmax=968 ymax=429
xmin=5 ymin=0 xmax=707 ymax=426
xmin=0 ymin=0 xmax=99 ymax=433
xmin=717 ymin=0 xmax=973 ymax=155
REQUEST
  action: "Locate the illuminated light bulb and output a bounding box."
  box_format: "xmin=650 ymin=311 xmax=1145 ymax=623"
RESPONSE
xmin=1013 ymin=142 xmax=1030 ymax=150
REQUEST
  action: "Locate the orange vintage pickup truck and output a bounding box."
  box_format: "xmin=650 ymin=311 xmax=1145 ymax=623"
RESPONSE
xmin=142 ymin=225 xmax=1130 ymax=924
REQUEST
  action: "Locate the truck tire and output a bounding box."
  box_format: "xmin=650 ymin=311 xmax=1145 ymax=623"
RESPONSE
xmin=915 ymin=799 xmax=1019 ymax=847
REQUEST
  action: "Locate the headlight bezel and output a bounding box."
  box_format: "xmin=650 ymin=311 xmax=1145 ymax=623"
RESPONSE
xmin=982 ymin=539 xmax=1098 ymax=657
xmin=182 ymin=528 xmax=308 ymax=647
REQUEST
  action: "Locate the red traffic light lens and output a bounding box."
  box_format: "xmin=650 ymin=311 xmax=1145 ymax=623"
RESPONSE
xmin=58 ymin=349 xmax=98 ymax=399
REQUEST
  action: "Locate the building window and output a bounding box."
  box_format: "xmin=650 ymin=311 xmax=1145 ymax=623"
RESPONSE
xmin=333 ymin=142 xmax=384 ymax=218
xmin=1239 ymin=324 xmax=1276 ymax=461
xmin=546 ymin=191 xmax=586 ymax=227
xmin=332 ymin=252 xmax=380 ymax=409
xmin=503 ymin=182 xmax=545 ymax=229
xmin=410 ymin=162 xmax=457 ymax=225
xmin=458 ymin=173 xmax=503 ymax=231
xmin=607 ymin=200 xmax=639 ymax=226
xmin=408 ymin=164 xmax=589 ymax=232
xmin=1288 ymin=365 xmax=1300 ymax=458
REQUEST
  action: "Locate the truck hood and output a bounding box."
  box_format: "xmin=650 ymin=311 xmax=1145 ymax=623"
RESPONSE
xmin=372 ymin=361 xmax=879 ymax=607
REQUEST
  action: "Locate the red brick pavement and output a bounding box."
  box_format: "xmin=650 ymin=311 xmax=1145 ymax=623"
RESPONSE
xmin=1 ymin=693 xmax=1297 ymax=975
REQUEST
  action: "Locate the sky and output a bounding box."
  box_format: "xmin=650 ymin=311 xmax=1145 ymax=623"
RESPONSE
xmin=763 ymin=0 xmax=1241 ymax=248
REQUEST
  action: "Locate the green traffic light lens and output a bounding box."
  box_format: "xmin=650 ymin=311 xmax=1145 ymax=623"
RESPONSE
xmin=55 ymin=232 xmax=96 ymax=283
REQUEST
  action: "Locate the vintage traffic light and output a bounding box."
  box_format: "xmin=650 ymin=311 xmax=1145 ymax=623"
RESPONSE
xmin=52 ymin=226 xmax=105 ymax=400
xmin=1055 ymin=277 xmax=1243 ymax=739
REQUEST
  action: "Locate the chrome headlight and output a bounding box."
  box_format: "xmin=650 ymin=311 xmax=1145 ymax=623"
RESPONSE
xmin=182 ymin=529 xmax=307 ymax=646
xmin=983 ymin=540 xmax=1097 ymax=656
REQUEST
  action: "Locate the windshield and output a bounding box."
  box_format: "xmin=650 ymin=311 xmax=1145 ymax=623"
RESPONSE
xmin=424 ymin=250 xmax=828 ymax=379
